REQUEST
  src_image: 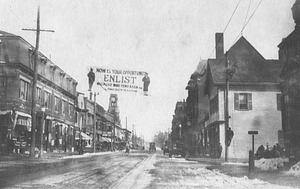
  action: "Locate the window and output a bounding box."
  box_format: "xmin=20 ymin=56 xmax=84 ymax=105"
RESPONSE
xmin=62 ymin=100 xmax=66 ymax=114
xmin=44 ymin=91 xmax=51 ymax=108
xmin=234 ymin=93 xmax=252 ymax=110
xmin=54 ymin=96 xmax=60 ymax=112
xmin=20 ymin=79 xmax=29 ymax=101
xmin=69 ymin=103 xmax=74 ymax=118
xmin=36 ymin=87 xmax=42 ymax=104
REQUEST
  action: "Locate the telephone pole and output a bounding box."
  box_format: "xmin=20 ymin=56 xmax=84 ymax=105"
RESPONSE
xmin=22 ymin=6 xmax=54 ymax=158
xmin=225 ymin=51 xmax=229 ymax=162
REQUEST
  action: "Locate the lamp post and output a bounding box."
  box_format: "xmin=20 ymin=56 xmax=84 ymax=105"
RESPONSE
xmin=39 ymin=106 xmax=46 ymax=158
xmin=79 ymin=112 xmax=83 ymax=155
xmin=179 ymin=124 xmax=182 ymax=138
xmin=93 ymin=92 xmax=97 ymax=153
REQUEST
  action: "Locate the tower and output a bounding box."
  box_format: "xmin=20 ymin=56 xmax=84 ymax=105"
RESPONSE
xmin=108 ymin=94 xmax=120 ymax=124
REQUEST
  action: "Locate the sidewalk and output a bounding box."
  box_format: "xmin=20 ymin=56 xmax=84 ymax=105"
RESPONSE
xmin=0 ymin=151 xmax=81 ymax=166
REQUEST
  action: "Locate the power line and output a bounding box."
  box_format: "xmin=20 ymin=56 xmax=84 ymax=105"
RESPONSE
xmin=242 ymin=0 xmax=252 ymax=34
xmin=231 ymin=0 xmax=264 ymax=47
xmin=207 ymin=0 xmax=243 ymax=59
xmin=210 ymin=0 xmax=264 ymax=76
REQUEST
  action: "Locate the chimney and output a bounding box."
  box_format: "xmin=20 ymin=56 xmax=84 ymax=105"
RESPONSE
xmin=215 ymin=33 xmax=224 ymax=59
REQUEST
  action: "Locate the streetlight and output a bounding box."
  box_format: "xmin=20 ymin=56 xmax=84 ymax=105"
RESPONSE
xmin=39 ymin=106 xmax=46 ymax=158
xmin=179 ymin=124 xmax=182 ymax=138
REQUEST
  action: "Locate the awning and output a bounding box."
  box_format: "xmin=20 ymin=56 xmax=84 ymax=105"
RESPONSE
xmin=100 ymin=137 xmax=111 ymax=143
xmin=0 ymin=110 xmax=11 ymax=115
xmin=16 ymin=111 xmax=31 ymax=118
xmin=75 ymin=131 xmax=92 ymax=140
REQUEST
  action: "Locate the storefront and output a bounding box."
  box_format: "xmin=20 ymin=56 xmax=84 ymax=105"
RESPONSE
xmin=12 ymin=111 xmax=32 ymax=154
xmin=206 ymin=123 xmax=220 ymax=158
xmin=0 ymin=111 xmax=12 ymax=153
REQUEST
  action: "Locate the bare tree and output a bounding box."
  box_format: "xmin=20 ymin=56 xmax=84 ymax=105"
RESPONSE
xmin=153 ymin=131 xmax=168 ymax=149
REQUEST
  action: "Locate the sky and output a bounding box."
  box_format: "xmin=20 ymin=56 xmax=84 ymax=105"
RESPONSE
xmin=0 ymin=0 xmax=296 ymax=141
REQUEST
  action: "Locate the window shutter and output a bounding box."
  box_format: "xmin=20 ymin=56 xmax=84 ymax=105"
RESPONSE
xmin=247 ymin=93 xmax=252 ymax=110
xmin=277 ymin=94 xmax=282 ymax=111
xmin=234 ymin=93 xmax=239 ymax=110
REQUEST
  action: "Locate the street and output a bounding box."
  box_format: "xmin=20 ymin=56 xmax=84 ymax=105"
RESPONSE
xmin=0 ymin=150 xmax=299 ymax=189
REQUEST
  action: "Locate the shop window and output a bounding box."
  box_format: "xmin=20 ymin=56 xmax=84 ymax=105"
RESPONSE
xmin=20 ymin=79 xmax=29 ymax=101
xmin=234 ymin=93 xmax=252 ymax=110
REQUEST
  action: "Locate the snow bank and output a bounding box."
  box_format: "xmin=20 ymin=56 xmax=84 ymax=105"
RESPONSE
xmin=177 ymin=167 xmax=290 ymax=189
xmin=255 ymin=158 xmax=284 ymax=171
xmin=59 ymin=151 xmax=113 ymax=159
xmin=285 ymin=161 xmax=300 ymax=177
xmin=223 ymin=162 xmax=248 ymax=166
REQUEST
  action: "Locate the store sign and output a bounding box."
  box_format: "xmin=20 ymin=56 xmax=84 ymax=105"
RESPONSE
xmin=91 ymin=67 xmax=149 ymax=95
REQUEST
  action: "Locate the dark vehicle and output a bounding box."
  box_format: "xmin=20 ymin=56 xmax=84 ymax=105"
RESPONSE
xmin=169 ymin=141 xmax=186 ymax=158
xmin=163 ymin=140 xmax=170 ymax=155
xmin=254 ymin=144 xmax=284 ymax=160
xmin=163 ymin=146 xmax=169 ymax=155
xmin=149 ymin=142 xmax=156 ymax=151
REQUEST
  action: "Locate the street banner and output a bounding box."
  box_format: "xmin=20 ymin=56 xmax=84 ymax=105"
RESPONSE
xmin=88 ymin=67 xmax=150 ymax=95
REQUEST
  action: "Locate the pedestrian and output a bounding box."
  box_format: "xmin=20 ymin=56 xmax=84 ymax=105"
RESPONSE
xmin=125 ymin=145 xmax=130 ymax=154
xmin=226 ymin=127 xmax=234 ymax=146
xmin=217 ymin=143 xmax=222 ymax=159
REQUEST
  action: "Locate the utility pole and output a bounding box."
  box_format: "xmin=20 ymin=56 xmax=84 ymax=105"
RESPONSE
xmin=93 ymin=92 xmax=96 ymax=153
xmin=22 ymin=6 xmax=54 ymax=158
xmin=225 ymin=51 xmax=229 ymax=162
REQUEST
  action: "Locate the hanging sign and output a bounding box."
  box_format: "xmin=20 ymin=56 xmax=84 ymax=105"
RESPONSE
xmin=88 ymin=67 xmax=150 ymax=95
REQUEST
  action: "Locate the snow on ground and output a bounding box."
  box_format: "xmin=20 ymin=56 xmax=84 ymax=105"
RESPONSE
xmin=285 ymin=161 xmax=300 ymax=177
xmin=111 ymin=153 xmax=155 ymax=189
xmin=255 ymin=158 xmax=285 ymax=171
xmin=160 ymin=165 xmax=295 ymax=189
xmin=255 ymin=158 xmax=300 ymax=177
xmin=60 ymin=151 xmax=113 ymax=159
xmin=223 ymin=162 xmax=249 ymax=166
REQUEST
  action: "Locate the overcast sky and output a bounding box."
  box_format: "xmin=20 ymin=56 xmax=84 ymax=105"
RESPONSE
xmin=0 ymin=0 xmax=296 ymax=141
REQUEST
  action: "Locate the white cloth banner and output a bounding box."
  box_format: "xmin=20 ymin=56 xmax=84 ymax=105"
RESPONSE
xmin=90 ymin=67 xmax=149 ymax=95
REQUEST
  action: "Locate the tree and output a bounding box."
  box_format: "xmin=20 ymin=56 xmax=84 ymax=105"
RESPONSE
xmin=153 ymin=131 xmax=169 ymax=149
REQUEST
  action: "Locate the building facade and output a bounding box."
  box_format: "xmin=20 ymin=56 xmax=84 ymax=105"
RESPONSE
xmin=192 ymin=33 xmax=283 ymax=161
xmin=278 ymin=0 xmax=300 ymax=161
xmin=0 ymin=30 xmax=78 ymax=153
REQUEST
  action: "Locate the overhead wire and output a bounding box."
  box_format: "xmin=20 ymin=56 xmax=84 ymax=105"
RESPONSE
xmin=207 ymin=0 xmax=243 ymax=60
xmin=242 ymin=0 xmax=252 ymax=36
xmin=210 ymin=0 xmax=264 ymax=76
xmin=202 ymin=0 xmax=242 ymax=76
xmin=231 ymin=0 xmax=264 ymax=47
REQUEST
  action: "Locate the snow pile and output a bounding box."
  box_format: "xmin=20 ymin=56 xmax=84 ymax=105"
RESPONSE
xmin=285 ymin=161 xmax=300 ymax=176
xmin=223 ymin=162 xmax=248 ymax=166
xmin=255 ymin=158 xmax=284 ymax=171
xmin=177 ymin=167 xmax=290 ymax=189
xmin=60 ymin=151 xmax=113 ymax=159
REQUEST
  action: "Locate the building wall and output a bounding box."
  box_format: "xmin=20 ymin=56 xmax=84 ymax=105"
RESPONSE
xmin=227 ymin=89 xmax=282 ymax=160
xmin=0 ymin=33 xmax=78 ymax=153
